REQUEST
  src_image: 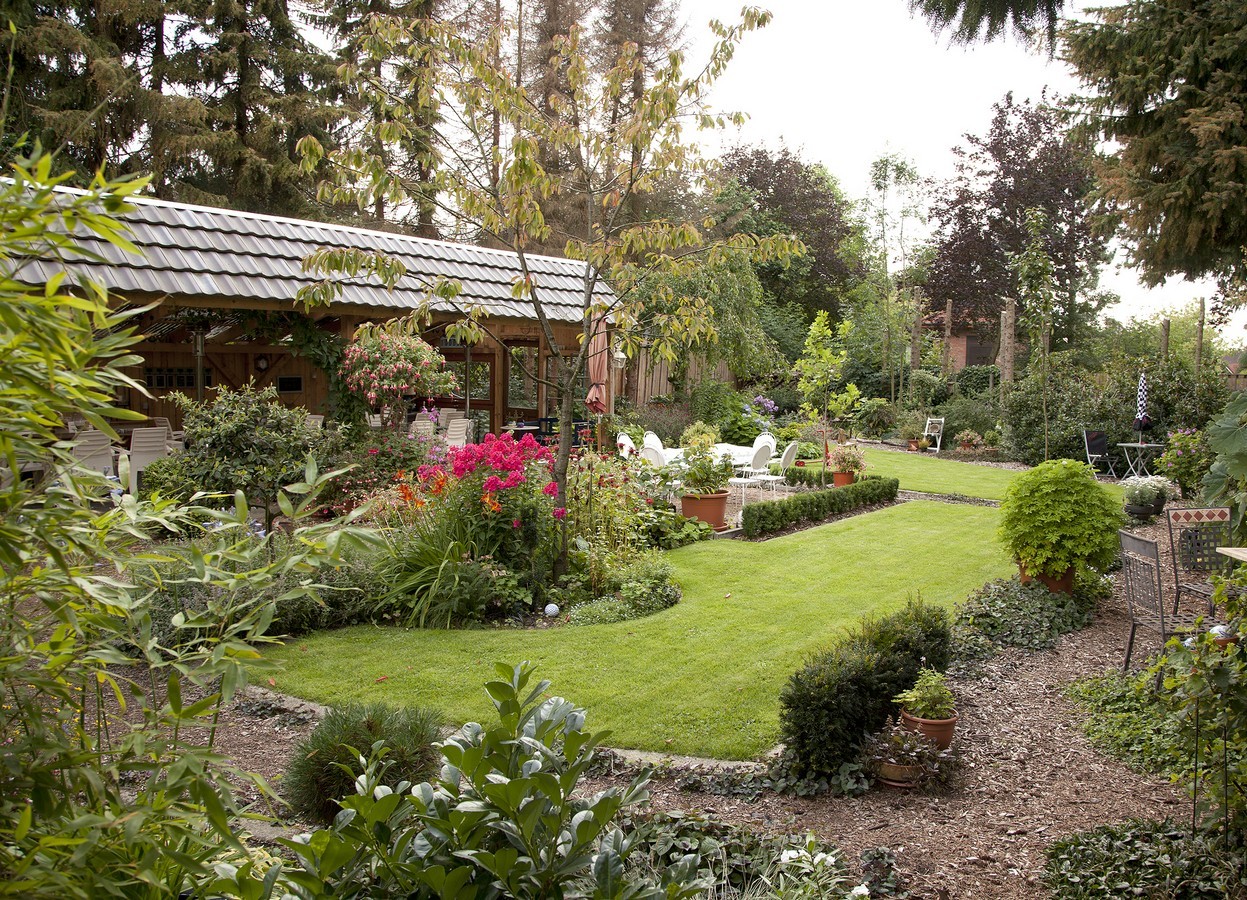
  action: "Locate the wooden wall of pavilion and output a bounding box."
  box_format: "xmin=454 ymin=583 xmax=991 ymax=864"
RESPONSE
xmin=119 ymin=299 xmax=601 ymax=437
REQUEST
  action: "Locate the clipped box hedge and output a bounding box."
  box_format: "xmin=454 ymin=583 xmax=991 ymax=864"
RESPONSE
xmin=779 ymin=600 xmax=953 ymax=779
xmin=741 ymin=476 xmax=899 ymax=538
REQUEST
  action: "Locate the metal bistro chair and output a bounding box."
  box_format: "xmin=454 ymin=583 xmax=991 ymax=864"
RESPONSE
xmin=1083 ymin=429 xmax=1118 ymax=478
xmin=755 ymin=440 xmax=799 ymax=495
xmin=1119 ymin=530 xmax=1209 ymax=671
xmin=1167 ymin=507 xmax=1240 ymax=615
xmin=728 ymin=443 xmax=772 ymax=509
xmin=923 ymin=417 xmax=945 ymax=453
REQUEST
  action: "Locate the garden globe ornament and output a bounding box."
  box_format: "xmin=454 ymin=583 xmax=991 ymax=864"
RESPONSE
xmin=544 ymin=603 xmax=560 ymax=617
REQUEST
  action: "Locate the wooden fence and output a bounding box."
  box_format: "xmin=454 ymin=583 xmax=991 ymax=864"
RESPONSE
xmin=629 ymin=351 xmax=734 ymax=407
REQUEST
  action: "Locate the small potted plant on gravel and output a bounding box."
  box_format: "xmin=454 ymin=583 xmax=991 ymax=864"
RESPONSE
xmin=677 ymin=433 xmax=734 ymax=531
xmin=998 ymin=459 xmax=1124 ymax=594
xmin=1121 ymin=476 xmax=1162 ymax=519
xmin=899 ymin=421 xmax=924 ymax=452
xmin=863 ymin=719 xmax=948 ymax=790
xmin=894 ymin=668 xmax=958 ymax=749
xmin=826 ymin=443 xmax=867 ymax=487
xmin=955 ymin=429 xmax=983 ymax=452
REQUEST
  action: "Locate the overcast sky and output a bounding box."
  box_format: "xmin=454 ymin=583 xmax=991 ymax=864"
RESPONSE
xmin=677 ymin=0 xmax=1236 ymax=335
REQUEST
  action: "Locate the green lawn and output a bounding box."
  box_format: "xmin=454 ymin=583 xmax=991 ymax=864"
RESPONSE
xmin=861 ymin=448 xmax=1018 ymax=499
xmin=267 ymin=500 xmax=1012 ymax=760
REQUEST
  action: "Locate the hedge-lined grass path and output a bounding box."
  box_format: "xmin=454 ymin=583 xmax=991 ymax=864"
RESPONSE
xmin=267 ymin=501 xmax=1012 ymax=760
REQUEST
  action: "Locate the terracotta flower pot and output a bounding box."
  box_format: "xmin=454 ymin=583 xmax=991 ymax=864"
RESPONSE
xmin=1018 ymin=563 xmax=1076 ymax=595
xmin=901 ymin=709 xmax=958 ymax=750
xmin=875 ymin=761 xmax=922 ymax=788
xmin=832 ymin=471 xmax=855 ymax=487
xmin=906 ymin=439 xmax=921 ymax=452
xmin=681 ymin=491 xmax=730 ymax=532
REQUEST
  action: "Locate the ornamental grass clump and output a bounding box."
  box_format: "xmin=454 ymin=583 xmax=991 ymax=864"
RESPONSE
xmin=997 ymin=459 xmax=1123 ymax=582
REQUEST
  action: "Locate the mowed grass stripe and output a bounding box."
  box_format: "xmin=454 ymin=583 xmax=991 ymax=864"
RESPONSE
xmin=266 ymin=501 xmax=1011 ymax=759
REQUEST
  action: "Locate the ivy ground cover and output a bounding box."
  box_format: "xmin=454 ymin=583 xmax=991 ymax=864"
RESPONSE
xmin=268 ymin=501 xmax=1010 ymax=759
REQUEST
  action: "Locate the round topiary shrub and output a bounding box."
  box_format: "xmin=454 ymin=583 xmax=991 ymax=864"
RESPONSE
xmin=284 ymin=702 xmax=442 ymax=824
xmin=997 ymin=459 xmax=1123 ymax=582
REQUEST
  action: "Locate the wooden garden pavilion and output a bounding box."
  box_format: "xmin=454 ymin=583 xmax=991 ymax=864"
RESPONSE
xmin=24 ymin=192 xmax=616 ymax=435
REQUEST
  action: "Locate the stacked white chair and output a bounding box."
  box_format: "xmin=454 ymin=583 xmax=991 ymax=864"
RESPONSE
xmin=123 ymin=426 xmax=172 ymax=494
xmin=639 ymin=446 xmax=664 ymax=467
xmin=444 ymin=418 xmax=473 ymax=448
xmin=409 ymin=418 xmax=436 ymax=439
xmin=616 ymin=433 xmax=636 ymax=458
xmin=68 ymin=429 xmax=117 ymax=477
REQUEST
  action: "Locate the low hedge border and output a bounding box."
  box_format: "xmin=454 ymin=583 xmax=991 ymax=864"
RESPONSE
xmin=742 ymin=476 xmax=900 ymax=538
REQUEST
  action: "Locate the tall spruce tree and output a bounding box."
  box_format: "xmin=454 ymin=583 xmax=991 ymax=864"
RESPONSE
xmin=160 ymin=0 xmax=335 ymax=216
xmin=1063 ymin=0 xmax=1247 ymax=292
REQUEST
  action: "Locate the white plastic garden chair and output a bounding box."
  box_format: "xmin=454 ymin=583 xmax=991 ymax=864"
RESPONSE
xmin=122 ymin=426 xmax=172 ymax=494
xmin=439 ymin=409 xmax=466 ymax=431
xmin=642 ymin=431 xmax=664 ymax=454
xmin=67 ymin=429 xmax=117 ymax=477
xmin=150 ymin=416 xmax=184 ymax=450
xmin=616 ymin=432 xmax=636 ymax=458
xmin=444 ymin=418 xmax=472 ymax=448
xmin=755 ymin=441 xmax=798 ymax=494
xmin=639 ymin=446 xmax=664 ymax=467
xmin=367 ymin=413 xmax=384 ymax=428
xmin=306 ymin=414 xmax=325 ymax=429
xmin=408 ymin=418 xmax=436 ymax=439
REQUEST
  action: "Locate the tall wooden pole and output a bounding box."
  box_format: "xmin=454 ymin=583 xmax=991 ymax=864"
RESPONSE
xmin=1195 ymin=298 xmax=1206 ymax=379
xmin=942 ymin=297 xmax=954 ymax=376
xmin=1160 ymin=318 xmax=1171 ymax=360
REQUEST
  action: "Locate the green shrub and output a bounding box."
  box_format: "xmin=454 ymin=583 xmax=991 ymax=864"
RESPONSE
xmin=688 ymin=378 xmax=741 ymax=427
xmin=284 ymin=702 xmax=443 ymax=825
xmin=142 ymin=536 xmax=388 ymax=644
xmin=719 ymin=407 xmax=765 ymax=444
xmin=779 ymin=600 xmax=952 ymax=778
xmin=955 ymin=364 xmax=1000 ymax=397
xmin=741 ymin=476 xmax=899 ymax=538
xmin=321 ymin=426 xmax=440 ymax=514
xmin=935 ymin=394 xmax=1000 ymax=449
xmin=853 ymin=397 xmax=894 ymax=438
xmin=175 ymin=384 xmax=324 ymax=522
xmin=1001 ymin=353 xmax=1112 ymax=465
xmin=1156 ymin=428 xmax=1214 ymax=499
xmin=627 ymin=400 xmax=694 ymax=446
xmin=997 ymin=459 xmax=1123 ymax=579
xmin=1046 ymin=820 xmax=1246 ymax=899
xmin=568 ymin=550 xmax=682 ymax=625
xmin=136 ymin=452 xmax=198 ymax=503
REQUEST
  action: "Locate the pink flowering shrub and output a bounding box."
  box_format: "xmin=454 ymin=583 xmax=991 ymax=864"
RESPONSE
xmin=1156 ymin=428 xmax=1215 ymax=499
xmin=340 ymin=332 xmax=458 ymax=425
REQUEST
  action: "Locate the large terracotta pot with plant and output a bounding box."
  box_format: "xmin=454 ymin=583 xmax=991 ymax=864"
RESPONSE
xmin=827 ymin=443 xmax=866 ymax=488
xmin=998 ymin=459 xmax=1124 ymax=595
xmin=677 ymin=428 xmax=734 ymax=532
xmin=895 ymin=669 xmax=958 ymax=749
xmin=864 ymin=720 xmax=945 ymax=790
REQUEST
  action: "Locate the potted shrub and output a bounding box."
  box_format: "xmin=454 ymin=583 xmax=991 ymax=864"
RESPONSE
xmin=899 ymin=421 xmax=924 ymax=452
xmin=998 ymin=459 xmax=1123 ymax=594
xmin=862 ymin=720 xmax=947 ymax=790
xmin=894 ymin=668 xmax=958 ymax=749
xmin=826 ymin=443 xmax=866 ymax=487
xmin=955 ymin=429 xmax=983 ymax=452
xmin=677 ymin=434 xmax=734 ymax=531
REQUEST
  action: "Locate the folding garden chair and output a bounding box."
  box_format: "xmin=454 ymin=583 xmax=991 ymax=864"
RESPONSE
xmin=1119 ymin=530 xmax=1208 ymax=671
xmin=1083 ymin=430 xmax=1117 ymax=478
xmin=923 ymin=417 xmax=945 ymax=453
xmin=1167 ymin=507 xmax=1239 ymax=615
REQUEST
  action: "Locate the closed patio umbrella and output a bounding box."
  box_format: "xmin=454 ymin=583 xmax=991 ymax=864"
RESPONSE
xmin=1133 ymin=372 xmax=1151 ymax=438
xmin=584 ymin=318 xmax=609 ymax=416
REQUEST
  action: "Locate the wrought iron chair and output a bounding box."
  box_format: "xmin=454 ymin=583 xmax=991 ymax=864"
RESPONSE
xmin=1119 ymin=530 xmax=1208 ymax=671
xmin=1083 ymin=429 xmax=1118 ymax=478
xmin=755 ymin=441 xmax=799 ymax=495
xmin=1167 ymin=507 xmax=1239 ymax=614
